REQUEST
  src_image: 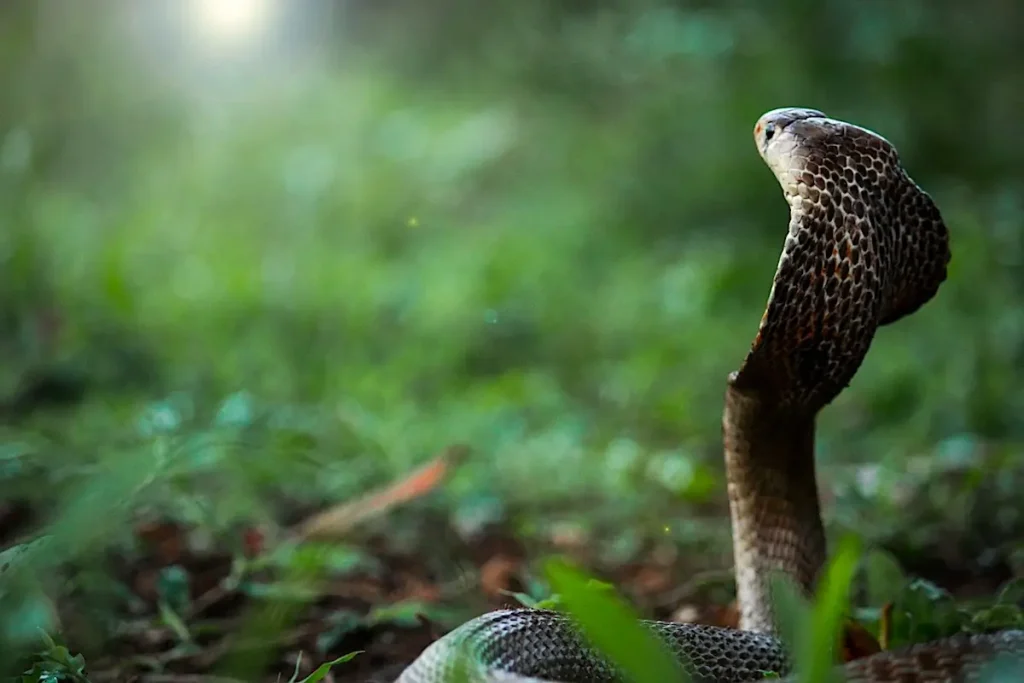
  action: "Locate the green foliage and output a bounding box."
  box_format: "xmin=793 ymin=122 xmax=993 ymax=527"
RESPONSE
xmin=19 ymin=633 xmax=88 ymax=683
xmin=1 ymin=0 xmax=1023 ymax=679
xmin=1 ymin=1 xmax=1022 ymax=555
xmin=855 ymin=549 xmax=1024 ymax=649
xmin=773 ymin=536 xmax=862 ymax=683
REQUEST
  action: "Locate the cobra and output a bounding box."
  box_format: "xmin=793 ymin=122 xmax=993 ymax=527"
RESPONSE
xmin=397 ymin=108 xmax=1024 ymax=682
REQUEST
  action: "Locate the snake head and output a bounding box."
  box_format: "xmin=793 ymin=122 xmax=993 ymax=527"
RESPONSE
xmin=754 ymin=108 xmax=836 ymax=197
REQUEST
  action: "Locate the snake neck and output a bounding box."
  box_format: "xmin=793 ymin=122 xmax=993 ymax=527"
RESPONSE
xmin=722 ymin=380 xmax=826 ymax=635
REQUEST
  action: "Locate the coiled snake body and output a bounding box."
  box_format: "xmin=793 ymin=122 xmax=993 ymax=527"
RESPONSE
xmin=398 ymin=109 xmax=1024 ymax=682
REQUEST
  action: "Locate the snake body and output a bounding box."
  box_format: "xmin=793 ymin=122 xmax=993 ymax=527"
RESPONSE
xmin=398 ymin=109 xmax=1024 ymax=682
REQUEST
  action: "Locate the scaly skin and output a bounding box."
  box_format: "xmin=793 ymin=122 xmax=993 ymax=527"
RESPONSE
xmin=396 ymin=109 xmax=1024 ymax=683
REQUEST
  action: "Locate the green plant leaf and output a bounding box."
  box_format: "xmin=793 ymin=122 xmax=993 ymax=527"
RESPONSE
xmin=887 ymin=578 xmax=966 ymax=646
xmin=772 ymin=535 xmax=863 ymax=683
xmin=294 ymin=652 xmax=362 ymax=683
xmin=544 ymin=557 xmax=690 ymax=683
xmin=970 ymin=604 xmax=1023 ymax=632
xmin=499 ymin=590 xmax=541 ymax=608
xmin=797 ymin=535 xmax=862 ymax=683
xmin=862 ymin=548 xmax=906 ymax=607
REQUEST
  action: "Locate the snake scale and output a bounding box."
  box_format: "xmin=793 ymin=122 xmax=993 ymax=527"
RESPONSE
xmin=397 ymin=109 xmax=1024 ymax=682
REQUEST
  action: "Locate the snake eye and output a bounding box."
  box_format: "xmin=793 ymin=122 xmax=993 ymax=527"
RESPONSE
xmin=764 ymin=123 xmax=776 ymax=142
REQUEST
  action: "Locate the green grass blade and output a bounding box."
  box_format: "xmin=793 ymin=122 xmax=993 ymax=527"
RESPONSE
xmin=544 ymin=557 xmax=690 ymax=683
xmin=797 ymin=535 xmax=863 ymax=683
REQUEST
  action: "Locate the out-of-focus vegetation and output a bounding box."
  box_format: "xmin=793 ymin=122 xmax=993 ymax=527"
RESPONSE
xmin=1 ymin=0 xmax=1022 ymax=679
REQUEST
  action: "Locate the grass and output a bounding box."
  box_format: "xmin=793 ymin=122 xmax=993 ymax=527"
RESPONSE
xmin=0 ymin=387 xmax=1020 ymax=678
xmin=546 ymin=557 xmax=691 ymax=683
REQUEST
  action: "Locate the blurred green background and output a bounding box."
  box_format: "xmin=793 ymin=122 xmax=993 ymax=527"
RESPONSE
xmin=1 ymin=0 xmax=1022 ymax=661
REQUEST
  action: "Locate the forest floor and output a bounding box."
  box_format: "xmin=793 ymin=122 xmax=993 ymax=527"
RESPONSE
xmin=3 ymin=442 xmax=1021 ymax=683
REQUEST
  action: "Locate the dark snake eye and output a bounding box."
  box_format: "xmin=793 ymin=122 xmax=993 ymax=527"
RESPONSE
xmin=764 ymin=123 xmax=775 ymax=142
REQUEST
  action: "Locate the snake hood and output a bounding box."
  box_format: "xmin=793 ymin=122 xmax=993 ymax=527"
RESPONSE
xmin=743 ymin=106 xmax=950 ymax=410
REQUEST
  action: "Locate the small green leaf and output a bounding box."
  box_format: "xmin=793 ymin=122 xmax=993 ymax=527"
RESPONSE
xmin=862 ymin=548 xmax=906 ymax=607
xmin=887 ymin=578 xmax=966 ymax=646
xmin=498 ymin=590 xmax=541 ymax=608
xmin=970 ymin=604 xmax=1023 ymax=632
xmin=294 ymin=652 xmax=362 ymax=683
xmin=215 ymin=391 xmax=256 ymax=427
xmin=534 ymin=596 xmax=564 ymax=610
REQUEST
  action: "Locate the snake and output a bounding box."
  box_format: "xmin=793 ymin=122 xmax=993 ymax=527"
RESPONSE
xmin=396 ymin=108 xmax=1024 ymax=682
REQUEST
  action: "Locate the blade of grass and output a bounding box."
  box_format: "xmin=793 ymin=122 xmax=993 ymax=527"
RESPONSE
xmin=769 ymin=571 xmax=814 ymax=664
xmin=294 ymin=651 xmax=362 ymax=683
xmin=796 ymin=535 xmax=863 ymax=683
xmin=544 ymin=557 xmax=690 ymax=683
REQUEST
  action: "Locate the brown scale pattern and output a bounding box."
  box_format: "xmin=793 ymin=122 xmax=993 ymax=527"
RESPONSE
xmin=840 ymin=631 xmax=1024 ymax=683
xmin=402 ymin=609 xmax=793 ymax=683
xmin=736 ymin=120 xmax=950 ymax=414
xmin=400 ymin=609 xmax=1023 ymax=683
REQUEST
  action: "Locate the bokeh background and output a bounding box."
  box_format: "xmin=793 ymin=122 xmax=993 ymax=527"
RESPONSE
xmin=1 ymin=0 xmax=1022 ymax=680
